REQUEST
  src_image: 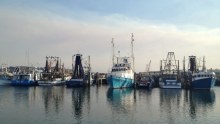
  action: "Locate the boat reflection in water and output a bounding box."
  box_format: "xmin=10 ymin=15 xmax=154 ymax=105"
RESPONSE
xmin=159 ymin=89 xmax=182 ymax=109
xmin=13 ymin=87 xmax=37 ymax=107
xmin=159 ymin=88 xmax=216 ymax=123
xmin=72 ymin=88 xmax=85 ymax=118
xmin=41 ymin=86 xmax=65 ymax=114
xmin=107 ymin=88 xmax=135 ymax=113
xmin=71 ymin=87 xmax=92 ymax=123
xmin=189 ymin=90 xmax=215 ymax=119
xmin=159 ymin=89 xmax=183 ymax=123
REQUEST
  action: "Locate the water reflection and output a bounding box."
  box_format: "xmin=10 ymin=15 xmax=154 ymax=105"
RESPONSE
xmin=189 ymin=90 xmax=215 ymax=119
xmin=71 ymin=87 xmax=92 ymax=124
xmin=13 ymin=87 xmax=37 ymax=107
xmin=159 ymin=89 xmax=182 ymax=109
xmin=0 ymin=85 xmax=219 ymax=124
xmin=137 ymin=88 xmax=152 ymax=100
xmin=107 ymin=88 xmax=134 ymax=113
xmin=159 ymin=89 xmax=182 ymax=123
xmin=159 ymin=89 xmax=216 ymax=123
xmin=41 ymin=86 xmax=65 ymax=114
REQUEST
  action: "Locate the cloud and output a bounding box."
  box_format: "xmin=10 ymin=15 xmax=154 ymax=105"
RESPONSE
xmin=0 ymin=7 xmax=220 ymax=72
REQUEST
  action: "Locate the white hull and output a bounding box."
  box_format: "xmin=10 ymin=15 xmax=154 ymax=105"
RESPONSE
xmin=160 ymin=85 xmax=181 ymax=89
xmin=38 ymin=79 xmax=64 ymax=86
xmin=159 ymin=80 xmax=181 ymax=89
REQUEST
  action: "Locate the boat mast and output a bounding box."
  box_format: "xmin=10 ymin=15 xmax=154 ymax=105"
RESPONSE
xmin=111 ymin=38 xmax=115 ymax=66
xmin=131 ymin=33 xmax=135 ymax=72
xmin=202 ymin=56 xmax=206 ymax=71
xmin=26 ymin=49 xmax=30 ymax=73
xmin=88 ymin=55 xmax=91 ymax=85
xmin=146 ymin=60 xmax=151 ymax=73
xmin=163 ymin=52 xmax=178 ymax=74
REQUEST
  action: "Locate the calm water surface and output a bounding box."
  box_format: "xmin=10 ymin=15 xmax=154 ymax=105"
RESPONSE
xmin=0 ymin=85 xmax=220 ymax=124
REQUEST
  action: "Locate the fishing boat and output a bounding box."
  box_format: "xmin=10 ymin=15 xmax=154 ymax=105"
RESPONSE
xmin=11 ymin=73 xmax=38 ymax=86
xmin=136 ymin=60 xmax=154 ymax=88
xmin=159 ymin=74 xmax=181 ymax=89
xmin=38 ymin=56 xmax=65 ymax=86
xmin=159 ymin=52 xmax=181 ymax=89
xmin=0 ymin=64 xmax=13 ymax=85
xmin=136 ymin=75 xmax=154 ymax=88
xmin=66 ymin=54 xmax=89 ymax=87
xmin=0 ymin=74 xmax=12 ymax=85
xmin=108 ymin=57 xmax=134 ymax=88
xmin=107 ymin=34 xmax=135 ymax=89
xmin=189 ymin=56 xmax=216 ymax=89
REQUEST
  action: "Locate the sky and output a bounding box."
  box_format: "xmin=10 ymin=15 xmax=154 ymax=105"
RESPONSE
xmin=0 ymin=0 xmax=220 ymax=72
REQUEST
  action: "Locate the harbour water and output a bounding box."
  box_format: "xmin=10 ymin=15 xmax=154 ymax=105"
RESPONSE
xmin=0 ymin=85 xmax=220 ymax=124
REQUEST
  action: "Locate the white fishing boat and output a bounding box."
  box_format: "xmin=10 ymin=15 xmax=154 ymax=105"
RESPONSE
xmin=107 ymin=34 xmax=135 ymax=89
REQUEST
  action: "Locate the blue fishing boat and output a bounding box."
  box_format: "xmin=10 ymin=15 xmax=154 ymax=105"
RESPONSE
xmin=11 ymin=73 xmax=38 ymax=86
xmin=191 ymin=72 xmax=216 ymax=89
xmin=107 ymin=34 xmax=135 ymax=89
xmin=189 ymin=56 xmax=216 ymax=89
xmin=66 ymin=54 xmax=88 ymax=87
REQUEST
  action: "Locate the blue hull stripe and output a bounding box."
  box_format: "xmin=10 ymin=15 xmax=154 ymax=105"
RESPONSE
xmin=191 ymin=77 xmax=216 ymax=89
xmin=107 ymin=76 xmax=134 ymax=88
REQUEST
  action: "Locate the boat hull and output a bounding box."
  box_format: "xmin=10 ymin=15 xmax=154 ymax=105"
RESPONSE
xmin=0 ymin=79 xmax=11 ymax=86
xmin=11 ymin=80 xmax=38 ymax=86
xmin=191 ymin=77 xmax=216 ymax=90
xmin=159 ymin=80 xmax=181 ymax=89
xmin=38 ymin=80 xmax=65 ymax=86
xmin=66 ymin=79 xmax=85 ymax=87
xmin=108 ymin=76 xmax=134 ymax=89
xmin=137 ymin=82 xmax=152 ymax=88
